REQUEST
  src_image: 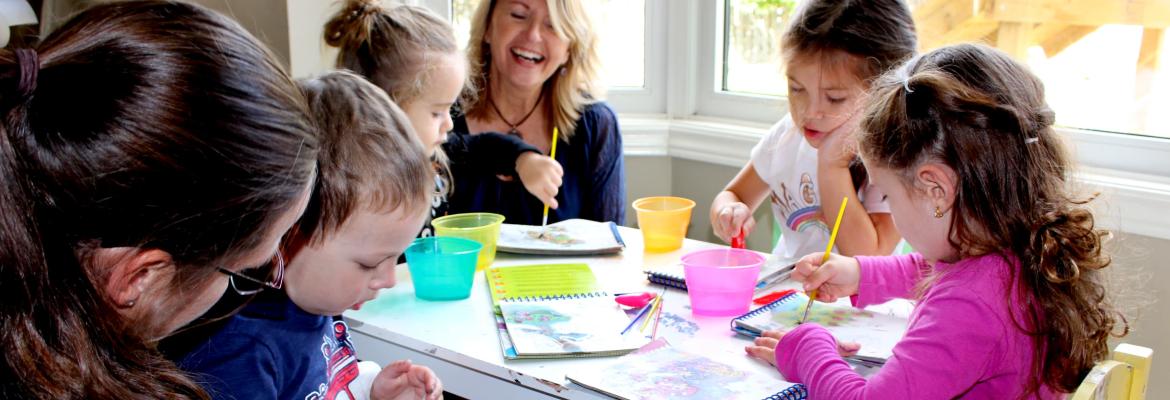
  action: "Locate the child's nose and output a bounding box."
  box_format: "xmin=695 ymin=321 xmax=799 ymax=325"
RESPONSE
xmin=441 ymin=114 xmax=454 ymax=134
xmin=369 ymin=266 xmax=397 ymax=290
xmin=805 ymin=99 xmax=827 ymax=120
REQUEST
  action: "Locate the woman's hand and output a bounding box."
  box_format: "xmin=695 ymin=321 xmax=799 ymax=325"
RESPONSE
xmin=712 ymin=201 xmax=756 ymax=244
xmin=516 ymin=152 xmax=564 ymax=209
xmin=745 ymin=329 xmax=861 ymax=367
xmin=792 ymin=252 xmax=862 ymax=302
xmin=370 ymin=360 xmax=442 ymax=400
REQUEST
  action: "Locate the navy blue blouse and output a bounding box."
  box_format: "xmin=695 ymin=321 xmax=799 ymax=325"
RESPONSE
xmin=448 ymin=101 xmax=626 ymax=225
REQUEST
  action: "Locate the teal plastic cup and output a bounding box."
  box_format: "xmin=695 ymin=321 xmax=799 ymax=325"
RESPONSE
xmin=405 ymin=237 xmax=482 ymax=301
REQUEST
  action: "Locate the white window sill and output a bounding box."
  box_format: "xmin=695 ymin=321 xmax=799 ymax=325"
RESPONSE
xmin=621 ymin=113 xmax=1170 ymax=241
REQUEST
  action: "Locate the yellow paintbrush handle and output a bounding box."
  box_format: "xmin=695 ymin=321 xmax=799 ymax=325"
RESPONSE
xmin=800 ymin=197 xmax=849 ymax=324
xmin=540 ymin=127 xmax=560 ymax=229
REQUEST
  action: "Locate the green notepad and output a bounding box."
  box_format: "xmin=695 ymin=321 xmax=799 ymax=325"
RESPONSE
xmin=486 ymin=263 xmax=602 ymax=310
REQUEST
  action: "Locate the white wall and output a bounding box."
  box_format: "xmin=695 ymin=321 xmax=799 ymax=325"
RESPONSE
xmin=187 ymin=0 xmax=291 ymax=68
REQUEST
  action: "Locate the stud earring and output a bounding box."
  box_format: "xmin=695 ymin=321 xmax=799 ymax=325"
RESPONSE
xmin=933 ymin=207 xmax=944 ymax=219
xmin=126 ymin=300 xmax=136 ymax=307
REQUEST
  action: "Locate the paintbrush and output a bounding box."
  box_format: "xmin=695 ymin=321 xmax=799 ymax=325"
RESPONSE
xmin=539 ymin=127 xmax=559 ymax=238
xmin=799 ymin=197 xmax=848 ymax=324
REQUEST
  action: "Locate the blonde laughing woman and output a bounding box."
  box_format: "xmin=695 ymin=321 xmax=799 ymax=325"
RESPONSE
xmin=450 ymin=0 xmax=626 ymax=225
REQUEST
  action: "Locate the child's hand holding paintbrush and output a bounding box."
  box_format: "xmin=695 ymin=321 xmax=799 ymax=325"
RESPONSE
xmin=791 ymin=251 xmax=862 ymax=304
xmin=745 ymin=197 xmax=864 ymax=365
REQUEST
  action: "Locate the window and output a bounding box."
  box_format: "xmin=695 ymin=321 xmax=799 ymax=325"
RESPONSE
xmin=722 ymin=0 xmax=789 ymax=96
xmin=450 ymin=0 xmax=646 ymax=89
xmin=720 ymin=0 xmax=1170 ymax=138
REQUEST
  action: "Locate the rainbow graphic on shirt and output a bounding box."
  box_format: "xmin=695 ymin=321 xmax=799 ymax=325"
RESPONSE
xmin=786 ymin=206 xmax=826 ymax=233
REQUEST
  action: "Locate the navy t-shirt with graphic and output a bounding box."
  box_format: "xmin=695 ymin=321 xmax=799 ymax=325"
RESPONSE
xmin=177 ymin=290 xmax=368 ymax=399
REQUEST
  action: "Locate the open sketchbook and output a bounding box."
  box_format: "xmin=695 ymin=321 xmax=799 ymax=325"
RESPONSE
xmin=498 ymin=295 xmax=649 ymax=359
xmin=567 ymin=339 xmax=807 ymax=400
xmin=497 ymin=219 xmax=624 ymax=255
xmin=644 ymin=253 xmax=794 ymax=292
xmin=731 ymin=292 xmax=908 ymax=365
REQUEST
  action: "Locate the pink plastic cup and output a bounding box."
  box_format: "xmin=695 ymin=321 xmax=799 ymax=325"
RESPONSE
xmin=681 ymin=248 xmax=765 ymax=316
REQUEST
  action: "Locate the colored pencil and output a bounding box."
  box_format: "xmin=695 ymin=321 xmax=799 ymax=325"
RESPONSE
xmin=620 ymin=298 xmax=654 ymax=335
xmin=650 ymin=294 xmax=665 ymax=339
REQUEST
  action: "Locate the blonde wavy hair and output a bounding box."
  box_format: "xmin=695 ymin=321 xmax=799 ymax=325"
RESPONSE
xmin=463 ymin=0 xmax=603 ymax=141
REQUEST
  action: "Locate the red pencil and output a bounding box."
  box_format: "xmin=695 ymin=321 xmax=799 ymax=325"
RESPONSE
xmin=650 ymin=288 xmax=669 ymax=339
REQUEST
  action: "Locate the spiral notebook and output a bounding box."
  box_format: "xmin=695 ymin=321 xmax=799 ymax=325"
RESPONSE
xmin=487 ymin=263 xmax=601 ymax=311
xmin=487 ymin=263 xmax=650 ymax=358
xmin=567 ymin=339 xmax=807 ymax=400
xmin=730 ymin=292 xmax=908 ymax=365
xmin=644 ymin=254 xmax=795 ymax=292
xmin=498 ymin=294 xmax=650 ymax=359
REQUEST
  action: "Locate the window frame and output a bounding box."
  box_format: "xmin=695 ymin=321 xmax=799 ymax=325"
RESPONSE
xmin=433 ymin=0 xmax=665 ymax=114
xmin=421 ymin=0 xmax=1170 ymax=240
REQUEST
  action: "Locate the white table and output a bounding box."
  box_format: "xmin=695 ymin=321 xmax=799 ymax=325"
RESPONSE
xmin=344 ymin=227 xmax=859 ymax=399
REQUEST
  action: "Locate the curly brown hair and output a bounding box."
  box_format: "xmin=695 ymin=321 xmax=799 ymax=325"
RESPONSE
xmin=859 ymin=43 xmax=1126 ymax=396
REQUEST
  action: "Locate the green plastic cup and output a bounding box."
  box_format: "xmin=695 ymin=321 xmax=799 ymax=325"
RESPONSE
xmin=432 ymin=212 xmax=505 ymax=270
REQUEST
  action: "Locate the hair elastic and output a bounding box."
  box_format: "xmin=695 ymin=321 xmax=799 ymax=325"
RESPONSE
xmin=14 ymin=48 xmax=38 ymax=99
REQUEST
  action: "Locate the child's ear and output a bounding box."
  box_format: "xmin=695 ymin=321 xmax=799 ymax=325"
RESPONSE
xmin=915 ymin=162 xmax=959 ymax=212
xmin=95 ymin=248 xmax=175 ymax=308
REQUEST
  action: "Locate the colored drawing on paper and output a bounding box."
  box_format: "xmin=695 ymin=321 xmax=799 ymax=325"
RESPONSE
xmin=504 ymin=305 xmax=590 ymax=352
xmin=770 ymin=306 xmax=875 ymax=327
xmin=594 ymin=346 xmax=781 ymax=399
xmin=658 ymin=312 xmax=700 ymax=336
xmin=524 ymin=226 xmax=583 ymax=245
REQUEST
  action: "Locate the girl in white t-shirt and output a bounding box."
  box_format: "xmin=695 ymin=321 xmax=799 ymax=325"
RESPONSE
xmin=710 ymin=0 xmax=917 ymax=259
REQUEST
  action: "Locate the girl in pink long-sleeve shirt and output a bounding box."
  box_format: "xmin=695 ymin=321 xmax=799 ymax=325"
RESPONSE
xmin=746 ymin=43 xmax=1127 ymax=399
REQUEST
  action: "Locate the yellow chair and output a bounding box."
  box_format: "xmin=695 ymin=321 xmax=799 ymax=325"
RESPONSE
xmin=1071 ymin=343 xmax=1153 ymax=400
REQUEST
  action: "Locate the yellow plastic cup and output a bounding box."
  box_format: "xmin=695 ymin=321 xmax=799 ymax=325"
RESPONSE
xmin=432 ymin=212 xmax=505 ymax=270
xmin=633 ymin=196 xmax=696 ymax=252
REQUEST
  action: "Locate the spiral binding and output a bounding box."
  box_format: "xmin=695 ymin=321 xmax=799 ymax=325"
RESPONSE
xmin=763 ymin=384 xmax=808 ymax=400
xmin=501 ymin=291 xmax=609 ymax=302
xmin=729 ymin=291 xmax=799 ymax=332
xmin=646 ymin=274 xmax=687 ymax=290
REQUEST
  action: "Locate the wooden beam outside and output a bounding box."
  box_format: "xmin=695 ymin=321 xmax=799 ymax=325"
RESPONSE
xmin=914 ymin=0 xmax=982 ymax=51
xmin=992 ymin=0 xmax=1170 ymax=28
xmin=1032 ymin=23 xmax=1097 ymax=56
xmin=996 ymin=21 xmax=1034 ymax=59
xmin=1138 ymin=28 xmax=1164 ymax=69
